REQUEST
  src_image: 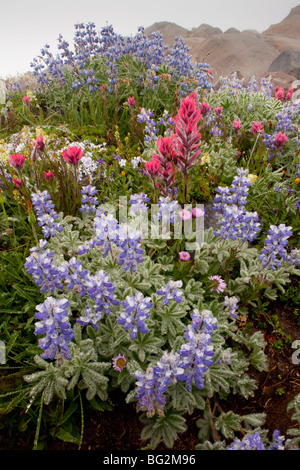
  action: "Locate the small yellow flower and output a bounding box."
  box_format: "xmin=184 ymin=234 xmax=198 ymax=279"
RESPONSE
xmin=25 ymin=89 xmax=37 ymax=102
xmin=295 ymin=178 xmax=300 ymax=184
xmin=0 ymin=140 xmax=9 ymax=165
xmin=121 ymin=171 xmax=126 ymax=177
xmin=200 ymin=152 xmax=211 ymax=165
xmin=248 ymin=174 xmax=258 ymax=184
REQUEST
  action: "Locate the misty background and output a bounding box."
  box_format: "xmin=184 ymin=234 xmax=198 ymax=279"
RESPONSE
xmin=1 ymin=0 xmax=299 ymax=78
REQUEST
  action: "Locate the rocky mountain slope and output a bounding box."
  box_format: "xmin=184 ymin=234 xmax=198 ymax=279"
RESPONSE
xmin=145 ymin=5 xmax=300 ymax=86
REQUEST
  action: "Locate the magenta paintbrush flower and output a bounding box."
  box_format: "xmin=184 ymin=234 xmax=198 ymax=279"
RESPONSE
xmin=214 ymin=106 xmax=223 ymax=119
xmin=145 ymin=158 xmax=161 ymax=176
xmin=174 ymin=94 xmax=201 ymax=170
xmin=34 ymin=135 xmax=45 ymax=152
xmin=62 ymin=146 xmax=83 ymax=165
xmin=127 ymin=96 xmax=136 ymax=108
xmin=200 ymin=102 xmax=211 ymax=116
xmin=252 ymin=121 xmax=264 ymax=134
xmin=9 ymin=153 xmax=25 ymax=171
xmin=43 ymin=171 xmax=55 ymax=180
xmin=156 ymin=137 xmax=177 ymax=163
xmin=275 ymin=87 xmax=285 ymax=101
xmin=232 ymin=120 xmax=242 ymax=133
xmin=286 ymin=88 xmax=293 ymax=101
xmin=173 ymin=93 xmax=202 ymax=201
xmin=275 ymin=132 xmax=288 ymax=148
xmin=12 ymin=178 xmax=22 ymax=188
xmin=175 ymin=94 xmax=202 ymax=133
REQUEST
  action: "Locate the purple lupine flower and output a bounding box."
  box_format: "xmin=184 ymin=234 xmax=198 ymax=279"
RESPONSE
xmin=91 ymin=210 xmax=145 ymax=272
xmin=214 ymin=205 xmax=261 ymax=242
xmin=177 ymin=309 xmax=217 ymax=392
xmin=117 ymin=225 xmax=144 ymax=273
xmin=134 ymin=310 xmax=218 ymax=415
xmin=153 ymin=350 xmax=184 ymax=393
xmin=24 ymin=240 xmax=69 ymax=293
xmin=227 ymin=432 xmax=266 ymax=450
xmin=223 ymin=296 xmax=239 ymax=319
xmin=259 ymin=224 xmax=293 ymax=270
xmin=118 ymin=292 xmax=153 ymax=339
xmin=135 ymin=350 xmax=184 ymax=417
xmin=83 ymin=269 xmax=119 ymax=320
xmin=77 ymin=238 xmax=97 ymax=256
xmin=93 ymin=210 xmax=120 ymax=257
xmin=135 ymin=366 xmax=166 ymax=417
xmin=157 ymin=109 xmax=175 ymax=134
xmin=289 ymin=248 xmax=300 ymax=266
xmin=213 ymin=168 xmax=251 ymax=210
xmin=137 ymin=108 xmax=159 ymax=142
xmin=129 ymin=193 xmax=150 ymax=215
xmin=157 ymin=196 xmax=180 ymax=224
xmin=65 ymin=257 xmax=89 ymax=295
xmin=76 ymin=306 xmax=103 ymax=329
xmin=34 ymin=297 xmax=74 ymax=361
xmin=270 ymin=430 xmax=286 ymax=450
xmin=213 ymin=169 xmax=261 ymax=243
xmin=246 ymin=75 xmax=258 ymax=92
xmin=156 ymin=280 xmax=183 ymax=305
xmin=230 ymin=168 xmax=252 ymax=206
xmin=31 ymin=190 xmax=63 ymax=238
xmin=79 ymin=185 xmax=99 ymax=214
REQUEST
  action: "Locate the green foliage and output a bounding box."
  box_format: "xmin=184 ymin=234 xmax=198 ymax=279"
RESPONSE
xmin=287 ymin=393 xmax=300 ymax=448
xmin=0 ymin=55 xmax=299 ymax=451
xmin=140 ymin=408 xmax=188 ymax=449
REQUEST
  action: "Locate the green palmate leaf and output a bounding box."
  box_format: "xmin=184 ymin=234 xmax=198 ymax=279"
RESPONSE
xmin=286 ymin=393 xmax=300 ymax=448
xmin=242 ymin=413 xmax=266 ymax=430
xmin=231 ymin=373 xmax=257 ymax=399
xmin=249 ymin=347 xmax=268 ymax=372
xmin=196 ymin=440 xmax=226 ymax=450
xmin=169 ymin=382 xmax=206 ymax=414
xmin=244 ymin=330 xmax=266 ymax=350
xmin=206 ymin=365 xmax=234 ymax=397
xmin=194 ymin=259 xmax=210 ymax=275
xmin=156 ymin=255 xmax=174 ymax=273
xmin=169 ymin=382 xmax=196 ymax=413
xmin=140 ymin=408 xmax=187 ymax=449
xmin=184 ymin=278 xmax=205 ymax=303
xmin=215 ymin=411 xmax=241 ymax=439
xmin=196 ymin=406 xmax=213 ymax=444
xmin=24 ymin=359 xmax=69 ymax=405
xmin=263 ymin=286 xmax=278 ymax=300
xmin=128 ymin=331 xmax=164 ymax=362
